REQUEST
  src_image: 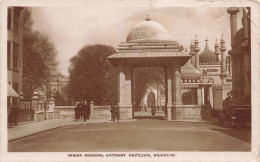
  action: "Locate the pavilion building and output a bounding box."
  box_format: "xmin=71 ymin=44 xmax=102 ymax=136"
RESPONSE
xmin=108 ymin=16 xmax=221 ymax=120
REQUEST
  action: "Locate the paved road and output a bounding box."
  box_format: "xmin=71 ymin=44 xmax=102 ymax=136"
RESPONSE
xmin=8 ymin=119 xmax=251 ymax=152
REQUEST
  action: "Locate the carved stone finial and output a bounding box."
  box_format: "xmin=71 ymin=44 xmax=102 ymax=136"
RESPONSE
xmin=145 ymin=15 xmax=151 ymax=21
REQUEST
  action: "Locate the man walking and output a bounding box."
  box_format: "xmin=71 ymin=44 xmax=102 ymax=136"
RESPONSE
xmin=110 ymin=103 xmax=115 ymax=121
xmin=114 ymin=104 xmax=120 ymax=121
xmin=86 ymin=102 xmax=90 ymax=120
xmin=82 ymin=103 xmax=88 ymax=122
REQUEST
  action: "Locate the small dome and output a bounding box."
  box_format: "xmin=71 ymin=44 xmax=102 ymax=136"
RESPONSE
xmin=199 ymin=41 xmax=219 ymax=65
xmin=126 ymin=16 xmax=170 ymax=41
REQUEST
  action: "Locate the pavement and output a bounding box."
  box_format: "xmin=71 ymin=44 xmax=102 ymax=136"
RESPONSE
xmin=8 ymin=119 xmax=251 ymax=152
xmin=8 ymin=115 xmax=219 ymax=142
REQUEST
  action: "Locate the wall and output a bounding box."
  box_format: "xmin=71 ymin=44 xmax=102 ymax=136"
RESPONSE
xmin=54 ymin=105 xmax=113 ymax=120
xmin=172 ymin=105 xmax=202 ymax=120
xmin=213 ymin=84 xmax=232 ymax=111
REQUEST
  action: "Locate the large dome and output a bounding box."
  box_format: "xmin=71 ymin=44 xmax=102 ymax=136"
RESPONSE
xmin=126 ymin=16 xmax=170 ymax=41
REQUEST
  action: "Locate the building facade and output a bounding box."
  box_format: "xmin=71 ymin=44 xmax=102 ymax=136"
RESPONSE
xmin=227 ymin=7 xmax=251 ymax=105
xmin=7 ymin=7 xmax=24 ymax=108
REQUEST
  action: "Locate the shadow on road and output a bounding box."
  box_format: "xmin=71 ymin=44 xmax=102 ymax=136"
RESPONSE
xmin=210 ymin=125 xmax=251 ymax=143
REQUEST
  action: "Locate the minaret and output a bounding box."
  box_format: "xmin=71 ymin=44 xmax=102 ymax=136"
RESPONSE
xmin=194 ymin=35 xmax=200 ymax=69
xmin=220 ymin=34 xmax=228 ymax=84
xmin=227 ymin=7 xmax=240 ymax=47
xmin=214 ymin=39 xmax=220 ymax=63
xmin=189 ymin=39 xmax=195 ymax=66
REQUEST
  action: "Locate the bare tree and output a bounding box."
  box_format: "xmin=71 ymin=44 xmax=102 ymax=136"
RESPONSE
xmin=22 ymin=8 xmax=57 ymax=101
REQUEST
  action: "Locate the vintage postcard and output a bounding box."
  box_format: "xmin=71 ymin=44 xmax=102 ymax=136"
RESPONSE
xmin=0 ymin=0 xmax=259 ymax=161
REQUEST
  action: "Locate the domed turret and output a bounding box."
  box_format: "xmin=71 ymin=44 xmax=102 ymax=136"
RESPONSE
xmin=126 ymin=15 xmax=170 ymax=41
xmin=199 ymin=38 xmax=219 ymax=65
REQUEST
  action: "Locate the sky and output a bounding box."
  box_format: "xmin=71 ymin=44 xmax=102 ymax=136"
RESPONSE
xmin=31 ymin=5 xmax=243 ymax=76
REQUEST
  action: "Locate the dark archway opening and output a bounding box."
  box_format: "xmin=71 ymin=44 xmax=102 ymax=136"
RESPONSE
xmin=132 ymin=67 xmax=166 ymax=119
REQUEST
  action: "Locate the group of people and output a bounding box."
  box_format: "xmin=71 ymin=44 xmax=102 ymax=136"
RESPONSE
xmin=75 ymin=102 xmax=91 ymax=122
xmin=110 ymin=103 xmax=120 ymax=121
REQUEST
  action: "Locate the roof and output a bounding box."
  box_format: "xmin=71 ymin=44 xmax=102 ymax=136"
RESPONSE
xmin=126 ymin=16 xmax=170 ymax=41
xmin=8 ymin=83 xmax=19 ymax=97
xmin=108 ymin=51 xmax=189 ymax=59
xmin=108 ymin=39 xmax=191 ymax=66
xmin=199 ymin=42 xmax=219 ymax=65
xmin=181 ymin=61 xmax=201 ymax=83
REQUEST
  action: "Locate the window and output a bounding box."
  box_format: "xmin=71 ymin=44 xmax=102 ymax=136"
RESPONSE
xmin=13 ymin=42 xmax=19 ymax=70
xmin=7 ymin=42 xmax=11 ymax=68
xmin=7 ymin=9 xmax=11 ymax=30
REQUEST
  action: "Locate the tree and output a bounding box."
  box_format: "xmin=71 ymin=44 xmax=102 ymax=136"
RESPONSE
xmin=22 ymin=8 xmax=57 ymax=101
xmin=68 ymin=45 xmax=117 ymax=105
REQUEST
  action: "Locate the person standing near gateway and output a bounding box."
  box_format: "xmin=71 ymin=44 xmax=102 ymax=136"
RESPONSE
xmin=75 ymin=103 xmax=80 ymax=121
xmin=114 ymin=104 xmax=120 ymax=121
xmin=82 ymin=103 xmax=88 ymax=122
xmin=151 ymin=105 xmax=156 ymax=117
xmin=79 ymin=102 xmax=84 ymax=121
xmin=110 ymin=103 xmax=115 ymax=121
xmin=86 ymin=102 xmax=90 ymax=120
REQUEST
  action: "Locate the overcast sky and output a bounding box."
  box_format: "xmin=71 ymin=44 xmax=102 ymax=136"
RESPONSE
xmin=31 ymin=6 xmax=243 ymax=76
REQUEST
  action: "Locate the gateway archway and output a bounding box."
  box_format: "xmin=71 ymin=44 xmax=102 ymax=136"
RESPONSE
xmin=108 ymin=16 xmax=191 ymax=120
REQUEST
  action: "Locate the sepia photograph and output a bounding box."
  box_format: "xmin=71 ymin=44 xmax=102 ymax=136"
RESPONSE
xmin=0 ymin=0 xmax=259 ymax=161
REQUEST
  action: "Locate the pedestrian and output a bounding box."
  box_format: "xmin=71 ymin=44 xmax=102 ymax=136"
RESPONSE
xmin=110 ymin=103 xmax=115 ymax=121
xmin=13 ymin=107 xmax=19 ymax=125
xmin=151 ymin=105 xmax=156 ymax=117
xmin=79 ymin=103 xmax=84 ymax=121
xmin=82 ymin=104 xmax=88 ymax=122
xmin=9 ymin=107 xmax=19 ymax=125
xmin=86 ymin=103 xmax=90 ymax=120
xmin=75 ymin=104 xmax=80 ymax=120
xmin=114 ymin=104 xmax=120 ymax=121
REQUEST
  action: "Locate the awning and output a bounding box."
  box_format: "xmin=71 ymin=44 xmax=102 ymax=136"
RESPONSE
xmin=8 ymin=83 xmax=20 ymax=97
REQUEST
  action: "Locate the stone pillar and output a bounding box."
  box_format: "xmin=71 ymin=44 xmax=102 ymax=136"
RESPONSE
xmin=209 ymin=86 xmax=213 ymax=108
xmin=49 ymin=96 xmax=55 ymax=111
xmin=90 ymin=101 xmax=94 ymax=118
xmin=165 ymin=65 xmax=173 ymax=120
xmin=197 ymin=88 xmax=202 ymax=105
xmin=172 ymin=66 xmax=182 ymax=105
xmin=227 ymin=7 xmax=240 ymax=47
xmin=31 ymin=91 xmax=39 ymax=121
xmin=201 ymin=86 xmax=205 ymax=105
xmin=118 ymin=64 xmax=125 ymax=108
xmin=118 ymin=63 xmax=132 ymax=119
xmin=157 ymin=84 xmax=161 ymax=109
xmin=31 ymin=92 xmax=39 ymax=112
xmin=125 ymin=65 xmax=132 ymax=119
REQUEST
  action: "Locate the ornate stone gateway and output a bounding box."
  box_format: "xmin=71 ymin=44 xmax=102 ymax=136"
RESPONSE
xmin=108 ymin=16 xmax=191 ymax=120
